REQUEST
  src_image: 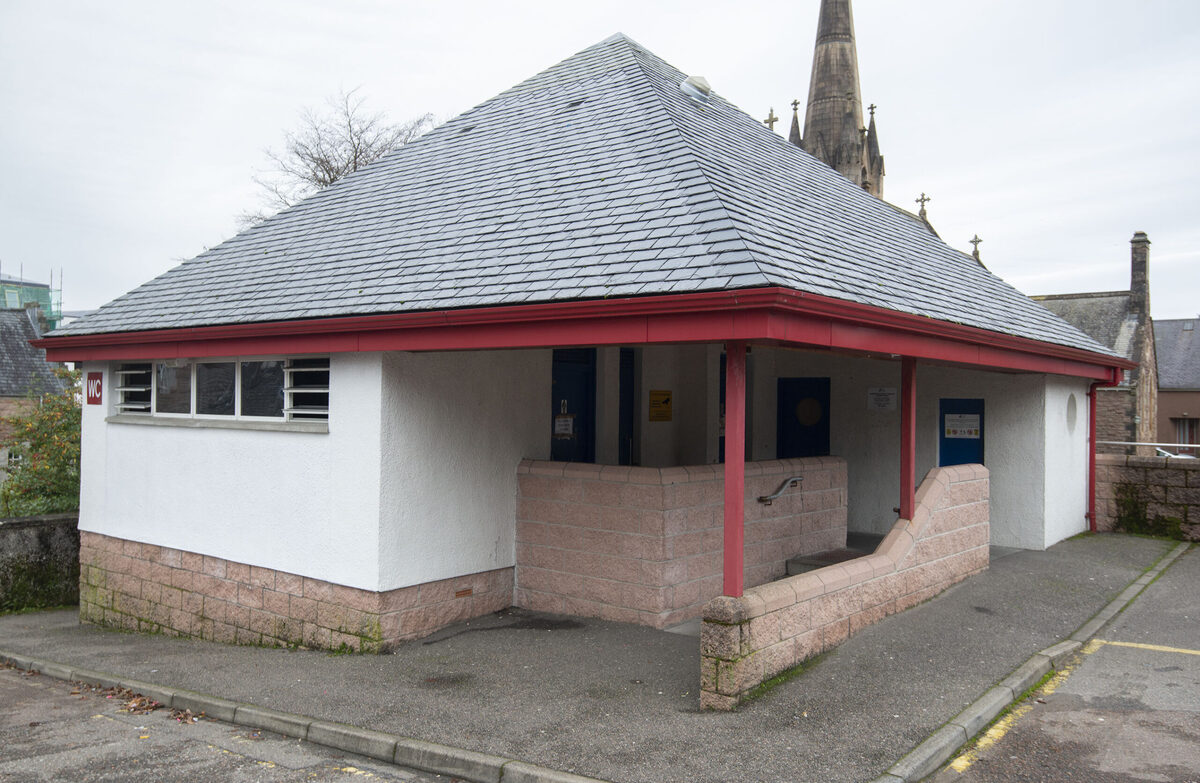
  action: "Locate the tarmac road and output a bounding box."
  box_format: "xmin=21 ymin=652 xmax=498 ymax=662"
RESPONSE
xmin=932 ymin=545 xmax=1200 ymax=783
xmin=0 ymin=664 xmax=447 ymax=783
xmin=0 ymin=534 xmax=1175 ymax=783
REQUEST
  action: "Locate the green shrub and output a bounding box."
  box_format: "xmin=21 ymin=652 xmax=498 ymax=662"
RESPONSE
xmin=1 ymin=369 xmax=81 ymax=517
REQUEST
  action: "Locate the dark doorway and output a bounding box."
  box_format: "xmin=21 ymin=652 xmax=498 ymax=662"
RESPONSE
xmin=551 ymin=348 xmax=596 ymax=462
xmin=777 ymin=377 xmax=831 ymax=459
xmin=618 ymin=348 xmax=635 ymax=465
xmin=939 ymin=398 xmax=985 ymax=466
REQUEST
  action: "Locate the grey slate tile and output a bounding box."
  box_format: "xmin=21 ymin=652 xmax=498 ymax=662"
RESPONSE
xmin=50 ymin=33 xmax=1113 ymax=359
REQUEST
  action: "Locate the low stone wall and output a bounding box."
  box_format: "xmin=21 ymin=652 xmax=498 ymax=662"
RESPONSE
xmin=0 ymin=513 xmax=79 ymax=612
xmin=79 ymin=532 xmax=511 ymax=651
xmin=1095 ymin=454 xmax=1200 ymax=536
xmin=516 ymin=457 xmax=847 ymax=629
xmin=700 ymin=464 xmax=989 ymax=710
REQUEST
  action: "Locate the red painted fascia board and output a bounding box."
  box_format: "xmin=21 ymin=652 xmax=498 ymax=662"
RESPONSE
xmin=37 ymin=287 xmax=1131 ymax=378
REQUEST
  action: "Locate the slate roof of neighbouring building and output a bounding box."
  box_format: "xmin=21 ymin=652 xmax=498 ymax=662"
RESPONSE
xmin=0 ymin=309 xmax=66 ymax=397
xmin=1155 ymin=318 xmax=1200 ymax=390
xmin=50 ymin=34 xmax=1116 ymax=359
xmin=1032 ymin=292 xmax=1139 ymax=361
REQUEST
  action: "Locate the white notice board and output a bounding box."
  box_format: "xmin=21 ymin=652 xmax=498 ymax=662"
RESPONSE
xmin=944 ymin=413 xmax=981 ymax=439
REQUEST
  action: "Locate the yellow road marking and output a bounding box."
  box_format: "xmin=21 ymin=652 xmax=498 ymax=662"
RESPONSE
xmin=1093 ymin=639 xmax=1200 ymax=657
xmin=948 ymin=655 xmax=1082 ymax=773
xmin=948 ymin=637 xmax=1198 ymax=774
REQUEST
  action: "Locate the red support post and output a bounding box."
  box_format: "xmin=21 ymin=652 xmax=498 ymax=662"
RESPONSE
xmin=900 ymin=357 xmax=917 ymax=520
xmin=723 ymin=340 xmax=747 ymax=597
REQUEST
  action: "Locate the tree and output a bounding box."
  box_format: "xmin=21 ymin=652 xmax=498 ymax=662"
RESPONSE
xmin=241 ymin=88 xmax=434 ymax=225
xmin=1 ymin=368 xmax=81 ymax=517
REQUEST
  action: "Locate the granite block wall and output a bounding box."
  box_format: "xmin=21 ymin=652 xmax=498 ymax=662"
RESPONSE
xmin=515 ymin=457 xmax=847 ymax=629
xmin=79 ymin=532 xmax=512 ymax=651
xmin=700 ymin=464 xmax=989 ymax=710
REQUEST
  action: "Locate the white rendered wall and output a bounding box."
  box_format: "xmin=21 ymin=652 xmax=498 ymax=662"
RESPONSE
xmin=915 ymin=366 xmax=1048 ymax=549
xmin=594 ymin=347 xmax=620 ymax=466
xmin=750 ymin=349 xmax=903 ymax=535
xmin=1042 ymin=377 xmax=1090 ymax=547
xmin=377 ymin=349 xmax=549 ymax=591
xmin=637 ymin=344 xmax=709 ymax=467
xmin=745 ymin=349 xmax=1082 ymax=549
xmin=79 ymin=354 xmax=385 ymax=590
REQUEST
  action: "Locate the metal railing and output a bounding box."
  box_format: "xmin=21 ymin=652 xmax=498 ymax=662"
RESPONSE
xmin=757 ymin=476 xmax=804 ymax=504
xmin=1098 ymin=441 xmax=1197 ymax=457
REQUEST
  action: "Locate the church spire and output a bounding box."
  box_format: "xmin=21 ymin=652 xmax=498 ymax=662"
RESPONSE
xmin=799 ymin=0 xmax=884 ymax=197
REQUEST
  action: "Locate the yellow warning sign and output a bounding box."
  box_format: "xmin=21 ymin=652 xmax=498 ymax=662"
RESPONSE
xmin=648 ymin=390 xmax=672 ymax=422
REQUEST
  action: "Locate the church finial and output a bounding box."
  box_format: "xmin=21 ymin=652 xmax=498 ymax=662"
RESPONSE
xmin=763 ymin=107 xmax=779 ymax=131
xmin=970 ymin=234 xmax=982 ymax=261
xmin=788 ymin=99 xmax=802 ymax=147
xmin=868 ymin=103 xmax=876 ymax=120
xmin=916 ymin=192 xmax=931 ymax=220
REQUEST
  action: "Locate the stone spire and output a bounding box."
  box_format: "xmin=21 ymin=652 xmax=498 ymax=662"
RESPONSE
xmin=788 ymin=99 xmax=803 ymax=147
xmin=798 ymin=0 xmax=885 ymax=197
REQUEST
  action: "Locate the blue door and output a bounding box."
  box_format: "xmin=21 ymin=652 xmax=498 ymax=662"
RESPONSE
xmin=777 ymin=377 xmax=831 ymax=459
xmin=939 ymin=398 xmax=984 ymax=466
xmin=551 ymin=349 xmax=596 ymax=463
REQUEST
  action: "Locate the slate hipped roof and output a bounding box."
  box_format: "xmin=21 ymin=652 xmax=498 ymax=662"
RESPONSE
xmin=0 ymin=309 xmax=66 ymax=397
xmin=1034 ymin=292 xmax=1140 ymax=361
xmin=52 ymin=34 xmax=1113 ymax=358
xmin=1155 ymin=319 xmax=1200 ymax=390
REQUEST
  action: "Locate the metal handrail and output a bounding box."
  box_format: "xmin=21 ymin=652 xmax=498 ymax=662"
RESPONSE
xmin=757 ymin=476 xmax=803 ymax=504
xmin=1097 ymin=441 xmax=1197 ymax=448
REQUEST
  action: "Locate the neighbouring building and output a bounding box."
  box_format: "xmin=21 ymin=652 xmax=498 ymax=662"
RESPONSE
xmin=37 ymin=31 xmax=1128 ymax=707
xmin=1154 ymin=317 xmax=1200 ymax=455
xmin=1033 ymin=232 xmax=1158 ymax=454
xmin=0 ymin=275 xmax=63 ymax=332
xmin=0 ymin=305 xmax=68 ymax=477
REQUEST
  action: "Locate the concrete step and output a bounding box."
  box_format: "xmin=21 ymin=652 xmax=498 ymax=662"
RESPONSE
xmin=785 ymin=532 xmax=884 ymax=576
xmin=786 ymin=548 xmax=869 ymax=576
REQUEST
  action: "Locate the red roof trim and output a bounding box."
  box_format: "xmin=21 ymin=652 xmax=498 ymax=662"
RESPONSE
xmin=37 ymin=287 xmax=1132 ymax=378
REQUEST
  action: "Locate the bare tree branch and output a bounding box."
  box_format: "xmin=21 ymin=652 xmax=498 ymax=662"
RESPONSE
xmin=239 ymin=88 xmax=434 ymax=227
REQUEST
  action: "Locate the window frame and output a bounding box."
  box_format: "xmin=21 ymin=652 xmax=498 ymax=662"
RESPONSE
xmin=112 ymin=355 xmax=328 ymax=426
xmin=1173 ymin=417 xmax=1199 ymax=446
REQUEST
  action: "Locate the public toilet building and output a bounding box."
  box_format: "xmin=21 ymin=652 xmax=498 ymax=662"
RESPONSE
xmin=40 ymin=36 xmax=1128 ymax=707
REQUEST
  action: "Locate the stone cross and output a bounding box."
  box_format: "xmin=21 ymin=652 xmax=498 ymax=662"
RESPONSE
xmin=970 ymin=234 xmax=983 ymax=261
xmin=868 ymin=103 xmax=877 ymax=120
xmin=764 ymin=108 xmax=779 ymax=131
xmin=791 ymin=99 xmax=800 ymax=113
xmin=916 ymin=192 xmax=931 ymax=219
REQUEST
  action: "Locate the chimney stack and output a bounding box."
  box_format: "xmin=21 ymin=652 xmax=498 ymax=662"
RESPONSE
xmin=1130 ymin=231 xmax=1150 ymax=317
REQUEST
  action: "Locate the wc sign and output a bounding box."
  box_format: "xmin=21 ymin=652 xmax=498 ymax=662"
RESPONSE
xmin=86 ymin=372 xmax=103 ymax=405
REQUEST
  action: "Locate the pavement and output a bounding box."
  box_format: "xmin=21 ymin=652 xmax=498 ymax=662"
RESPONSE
xmin=0 ymin=664 xmax=443 ymax=782
xmin=931 ymin=540 xmax=1200 ymax=782
xmin=0 ymin=533 xmax=1188 ymax=783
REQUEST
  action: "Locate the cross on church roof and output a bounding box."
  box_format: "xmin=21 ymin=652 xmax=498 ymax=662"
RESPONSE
xmin=868 ymin=103 xmax=876 ymax=120
xmin=970 ymin=234 xmax=983 ymax=261
xmin=791 ymin=99 xmax=800 ymax=112
xmin=916 ymin=192 xmax=931 ymax=219
xmin=763 ymin=108 xmax=779 ymax=131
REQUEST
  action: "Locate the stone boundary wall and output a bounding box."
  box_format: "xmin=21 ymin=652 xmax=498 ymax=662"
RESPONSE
xmin=1094 ymin=454 xmax=1200 ymax=532
xmin=79 ymin=532 xmax=511 ymax=652
xmin=0 ymin=513 xmax=79 ymax=611
xmin=700 ymin=464 xmax=989 ymax=710
xmin=516 ymin=457 xmax=847 ymax=629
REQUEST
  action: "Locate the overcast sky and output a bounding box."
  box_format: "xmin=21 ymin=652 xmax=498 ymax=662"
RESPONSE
xmin=1 ymin=0 xmax=1197 ymax=320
